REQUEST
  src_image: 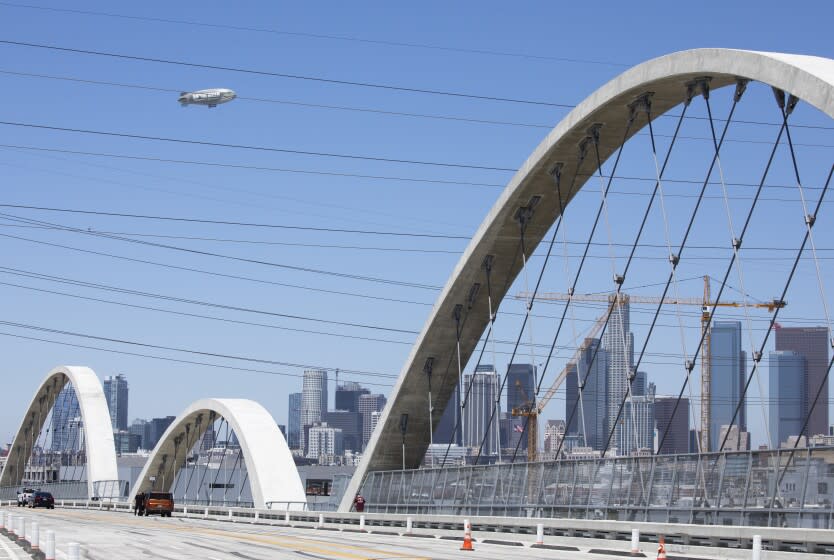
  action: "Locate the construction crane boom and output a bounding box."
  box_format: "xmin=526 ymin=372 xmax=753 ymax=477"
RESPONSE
xmin=512 ymin=277 xmax=785 ymax=458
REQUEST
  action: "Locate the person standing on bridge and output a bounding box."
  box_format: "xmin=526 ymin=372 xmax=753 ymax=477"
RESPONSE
xmin=352 ymin=493 xmax=366 ymax=512
xmin=134 ymin=492 xmax=145 ymax=516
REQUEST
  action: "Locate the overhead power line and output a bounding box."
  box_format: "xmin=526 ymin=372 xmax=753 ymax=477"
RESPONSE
xmin=0 ymin=39 xmax=573 ymax=108
xmin=0 ymin=329 xmax=396 ymax=387
xmin=3 ymin=203 xmax=831 ymax=251
xmin=0 ymin=120 xmax=516 ymax=172
xmin=0 ymin=211 xmax=445 ymax=290
xmin=0 ymin=317 xmax=396 ymax=378
xmin=0 ymin=204 xmax=471 ymax=240
xmin=2 ymin=41 xmax=831 ymax=133
xmin=0 ymin=143 xmax=506 ymax=189
xmin=4 ymin=69 xmax=834 ymax=142
xmin=0 ymin=2 xmax=628 ymax=67
xmin=0 ymin=264 xmax=419 ymax=335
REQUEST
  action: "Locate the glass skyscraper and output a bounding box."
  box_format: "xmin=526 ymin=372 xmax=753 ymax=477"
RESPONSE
xmin=566 ymin=338 xmax=608 ymax=450
xmin=602 ymin=294 xmax=634 ymax=454
xmin=103 ymin=374 xmax=129 ymax=431
xmin=300 ymin=369 xmax=328 ymax=452
xmin=287 ymin=392 xmax=302 ymax=449
xmin=709 ymin=321 xmax=747 ymax=452
xmin=462 ymin=365 xmax=500 ymax=456
xmin=769 ymin=350 xmax=806 ymax=448
xmin=506 ymin=363 xmax=536 ymax=451
xmin=775 ymin=326 xmax=830 ymax=437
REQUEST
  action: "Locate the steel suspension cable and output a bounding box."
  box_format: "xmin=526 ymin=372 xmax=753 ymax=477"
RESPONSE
xmin=196 ymin=414 xmax=220 ymax=503
xmin=222 ymin=444 xmax=243 ymax=505
xmin=209 ymin=420 xmax=231 ymax=504
xmin=715 ymin=107 xmax=834 ymax=454
xmin=655 ymin=81 xmax=776 ymax=453
xmin=439 ymin=248 xmax=520 ymax=468
xmin=709 ymin=83 xmax=773 ymax=450
xmin=484 ymin=149 xmax=590 ymax=464
xmin=545 ymin=117 xmax=637 ymax=462
xmin=775 ymin=164 xmax=834 ymax=487
xmin=183 ymin=418 xmax=203 ymax=501
xmin=611 ymin=80 xmax=744 ymax=457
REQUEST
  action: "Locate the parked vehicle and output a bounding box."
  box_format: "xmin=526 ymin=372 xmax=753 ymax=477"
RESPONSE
xmin=27 ymin=491 xmax=54 ymax=509
xmin=16 ymin=488 xmax=35 ymax=507
xmin=143 ymin=492 xmax=174 ymax=517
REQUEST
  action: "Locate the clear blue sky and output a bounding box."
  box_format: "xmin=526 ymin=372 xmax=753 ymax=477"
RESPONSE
xmin=1 ymin=1 xmax=832 ymax=449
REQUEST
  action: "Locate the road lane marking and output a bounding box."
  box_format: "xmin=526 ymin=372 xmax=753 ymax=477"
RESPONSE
xmin=23 ymin=509 xmax=432 ymax=560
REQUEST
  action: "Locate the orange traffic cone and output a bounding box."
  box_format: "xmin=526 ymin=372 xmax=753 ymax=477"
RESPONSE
xmin=656 ymin=535 xmax=667 ymax=560
xmin=460 ymin=519 xmax=474 ymax=551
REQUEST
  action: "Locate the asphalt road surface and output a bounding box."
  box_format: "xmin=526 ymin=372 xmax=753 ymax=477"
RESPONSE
xmin=0 ymin=507 xmax=609 ymax=560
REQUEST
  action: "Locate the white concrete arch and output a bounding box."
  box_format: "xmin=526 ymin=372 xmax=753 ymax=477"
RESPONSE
xmin=129 ymin=398 xmax=305 ymax=510
xmin=340 ymin=48 xmax=834 ymax=511
xmin=0 ymin=366 xmax=118 ymax=497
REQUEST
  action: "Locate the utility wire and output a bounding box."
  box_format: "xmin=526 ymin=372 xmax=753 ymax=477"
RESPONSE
xmin=0 ymin=203 xmax=471 ymax=239
xmin=0 ymin=120 xmax=516 ymax=172
xmin=1 ymin=40 xmax=831 ymax=133
xmin=0 ymin=143 xmax=506 ymax=189
xmin=6 ymin=69 xmax=834 ymax=146
xmin=0 ymin=211 xmax=444 ymax=290
xmin=0 ymin=317 xmax=395 ymax=377
xmin=0 ymin=2 xmax=628 ymax=67
xmin=3 ymin=204 xmax=834 ymax=255
xmin=2 ymin=143 xmax=828 ymax=195
xmin=0 ymin=40 xmax=572 ymax=108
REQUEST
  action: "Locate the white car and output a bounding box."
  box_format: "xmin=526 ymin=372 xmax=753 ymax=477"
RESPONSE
xmin=17 ymin=488 xmax=34 ymax=507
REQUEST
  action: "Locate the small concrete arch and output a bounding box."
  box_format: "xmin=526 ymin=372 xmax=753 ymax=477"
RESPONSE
xmin=130 ymin=398 xmax=305 ymax=510
xmin=341 ymin=48 xmax=834 ymax=510
xmin=0 ymin=366 xmax=118 ymax=497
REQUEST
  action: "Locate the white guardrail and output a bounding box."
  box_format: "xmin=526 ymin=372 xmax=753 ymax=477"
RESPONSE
xmin=2 ymin=499 xmax=834 ymax=558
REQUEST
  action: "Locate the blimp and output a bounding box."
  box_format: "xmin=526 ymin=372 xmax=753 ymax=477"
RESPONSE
xmin=178 ymin=88 xmax=236 ymax=108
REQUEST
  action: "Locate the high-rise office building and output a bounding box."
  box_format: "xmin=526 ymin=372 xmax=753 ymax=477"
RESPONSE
xmin=287 ymin=392 xmax=302 ymax=449
xmin=113 ymin=430 xmax=141 ymax=453
xmin=709 ymin=321 xmax=747 ymax=451
xmin=632 ymin=371 xmax=647 ymax=397
xmin=369 ymin=410 xmax=383 ymax=441
xmin=775 ymin=326 xmax=830 ymax=436
xmin=103 ymin=374 xmax=129 ymax=431
xmin=655 ymin=396 xmax=690 ymax=454
xmin=543 ymin=419 xmax=566 ymax=457
xmin=300 ymin=369 xmax=328 ymax=452
xmin=769 ymin=350 xmax=806 ymax=448
xmin=619 ymin=383 xmax=656 ymax=454
xmin=148 ymin=416 xmax=175 ymax=450
xmin=51 ymin=386 xmax=82 ymax=452
xmin=566 ymin=338 xmax=609 ymax=450
xmin=462 ymin=365 xmax=500 ymax=456
xmin=335 ymin=382 xmax=369 ymax=413
xmin=433 ymin=385 xmax=461 ymax=446
xmin=358 ymin=394 xmax=387 ymax=448
xmin=602 ymin=294 xmax=635 ymax=454
xmin=128 ymin=418 xmax=151 ymax=450
xmin=719 ymin=424 xmax=750 ymax=451
xmin=306 ymin=423 xmax=344 ymax=460
xmin=506 ymin=363 xmax=536 ymax=451
xmin=325 ymin=410 xmax=363 ymax=452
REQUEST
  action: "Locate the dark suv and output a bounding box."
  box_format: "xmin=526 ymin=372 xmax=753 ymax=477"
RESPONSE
xmin=144 ymin=492 xmax=174 ymax=517
xmin=28 ymin=492 xmax=54 ymax=509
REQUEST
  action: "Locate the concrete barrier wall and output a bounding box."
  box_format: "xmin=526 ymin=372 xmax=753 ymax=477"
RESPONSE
xmin=4 ymin=499 xmax=831 ymax=555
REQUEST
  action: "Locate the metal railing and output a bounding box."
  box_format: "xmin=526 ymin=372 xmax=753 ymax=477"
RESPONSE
xmin=359 ymin=446 xmax=834 ymax=529
xmin=0 ymin=480 xmax=128 ymax=501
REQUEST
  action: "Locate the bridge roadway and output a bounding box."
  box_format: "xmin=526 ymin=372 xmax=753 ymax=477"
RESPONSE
xmin=0 ymin=506 xmax=642 ymax=560
xmin=4 ymin=504 xmax=834 ymax=559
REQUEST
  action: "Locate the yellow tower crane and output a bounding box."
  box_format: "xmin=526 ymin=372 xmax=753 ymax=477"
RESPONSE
xmin=514 ymin=277 xmax=785 ymax=459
